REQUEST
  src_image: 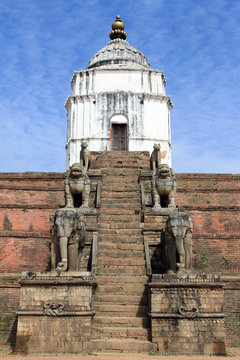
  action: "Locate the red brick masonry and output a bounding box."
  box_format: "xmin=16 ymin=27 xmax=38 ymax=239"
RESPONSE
xmin=0 ymin=171 xmax=239 ymax=347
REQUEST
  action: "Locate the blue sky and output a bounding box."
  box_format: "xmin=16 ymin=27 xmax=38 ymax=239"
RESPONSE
xmin=0 ymin=0 xmax=239 ymax=173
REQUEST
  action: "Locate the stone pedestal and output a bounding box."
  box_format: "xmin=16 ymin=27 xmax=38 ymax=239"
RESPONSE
xmin=15 ymin=271 xmax=97 ymax=354
xmin=148 ymin=274 xmax=226 ymax=355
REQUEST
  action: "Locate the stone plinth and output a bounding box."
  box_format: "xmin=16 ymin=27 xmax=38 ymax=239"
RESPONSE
xmin=148 ymin=274 xmax=226 ymax=355
xmin=15 ymin=271 xmax=97 ymax=354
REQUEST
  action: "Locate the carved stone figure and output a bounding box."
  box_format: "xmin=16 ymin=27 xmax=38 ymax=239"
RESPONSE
xmin=65 ymin=163 xmax=90 ymax=208
xmin=150 ymin=143 xmax=161 ymax=175
xmin=178 ymin=305 xmax=198 ymax=318
xmin=151 ymin=164 xmax=177 ymax=209
xmin=54 ymin=209 xmax=86 ymax=271
xmin=43 ymin=301 xmax=64 ymax=316
xmin=80 ymin=141 xmax=91 ymax=175
xmin=165 ymin=211 xmax=193 ymax=273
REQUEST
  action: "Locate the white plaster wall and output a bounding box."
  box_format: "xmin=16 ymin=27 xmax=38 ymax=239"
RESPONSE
xmin=72 ymin=69 xmax=165 ymax=96
xmin=143 ymin=98 xmax=170 ymax=140
xmin=66 ymin=67 xmax=172 ymax=169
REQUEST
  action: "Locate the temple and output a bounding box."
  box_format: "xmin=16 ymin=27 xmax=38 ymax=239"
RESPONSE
xmin=65 ymin=15 xmax=172 ymax=168
xmin=0 ymin=15 xmax=239 ymax=356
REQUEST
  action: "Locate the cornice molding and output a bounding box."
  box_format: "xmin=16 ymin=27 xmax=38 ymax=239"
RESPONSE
xmin=144 ymin=94 xmax=173 ymax=109
xmin=65 ymin=95 xmax=96 ymax=108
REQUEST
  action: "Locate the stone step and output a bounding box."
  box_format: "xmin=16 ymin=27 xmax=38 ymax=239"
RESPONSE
xmin=98 ymin=234 xmax=143 ymax=242
xmin=101 ymin=167 xmax=140 ymax=173
xmin=95 ymin=154 xmax=146 ymax=161
xmin=98 ymin=222 xmax=140 ymax=230
xmin=98 ymin=239 xmax=143 ymax=246
xmin=97 ymin=259 xmax=145 ymax=266
xmin=91 ymin=326 xmax=150 ymax=340
xmin=98 ymin=155 xmax=144 ymax=161
xmin=94 ymin=304 xmax=148 ymax=316
xmin=102 ymin=180 xmax=140 ymax=186
xmin=93 ymin=316 xmax=150 ymax=328
xmin=99 ymin=204 xmax=141 ymax=209
xmin=101 ymin=185 xmax=141 ymax=191
xmin=89 ymin=339 xmax=154 ymax=353
xmin=100 ymin=195 xmax=140 ymax=201
xmin=100 ymin=192 xmax=140 ymax=198
xmin=98 ymin=214 xmax=140 ymax=222
xmin=96 ymin=160 xmax=147 ymax=167
xmin=101 ymin=176 xmax=140 ymax=182
xmin=97 ymin=267 xmax=146 ymax=275
xmin=96 ymin=158 xmax=146 ymax=163
xmin=101 ymin=172 xmax=139 ymax=177
xmin=97 ymin=250 xmax=144 ymax=258
xmin=95 ymin=275 xmax=148 ymax=284
xmin=99 ymin=201 xmax=141 ymax=206
xmin=95 ymin=286 xmax=147 ymax=294
xmin=96 ymin=158 xmax=148 ymax=166
xmin=95 ymin=150 xmax=148 ymax=156
xmin=98 ymin=229 xmax=142 ymax=236
xmin=99 ymin=208 xmax=140 ymax=215
xmin=101 ymin=188 xmax=141 ymax=194
xmin=96 ymin=159 xmax=148 ymax=165
xmin=96 ymin=284 xmax=147 ymax=296
xmin=94 ymin=294 xmax=148 ymax=305
xmin=100 ymin=190 xmax=140 ymax=196
xmin=100 ymin=201 xmax=141 ymax=207
xmin=98 ymin=243 xmax=144 ymax=251
xmin=98 ymin=213 xmax=140 ymax=220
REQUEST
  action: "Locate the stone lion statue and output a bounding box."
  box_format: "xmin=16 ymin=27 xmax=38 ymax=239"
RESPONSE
xmin=150 ymin=143 xmax=161 ymax=175
xmin=80 ymin=141 xmax=91 ymax=175
xmin=65 ymin=163 xmax=90 ymax=208
xmin=151 ymin=164 xmax=177 ymax=209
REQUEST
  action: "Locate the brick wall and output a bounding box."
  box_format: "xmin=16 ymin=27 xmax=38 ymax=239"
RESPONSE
xmin=0 ymin=173 xmax=64 ymax=347
xmin=222 ymin=276 xmax=240 ymax=346
xmin=176 ymin=174 xmax=240 ymax=273
xmin=0 ymin=171 xmax=240 ymax=347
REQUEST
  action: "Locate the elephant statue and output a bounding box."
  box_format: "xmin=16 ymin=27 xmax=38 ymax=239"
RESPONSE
xmin=165 ymin=211 xmax=193 ymax=273
xmin=53 ymin=209 xmax=86 ymax=271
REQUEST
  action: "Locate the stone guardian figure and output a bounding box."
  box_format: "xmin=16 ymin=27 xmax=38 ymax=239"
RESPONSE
xmin=80 ymin=141 xmax=91 ymax=175
xmin=54 ymin=211 xmax=86 ymax=271
xmin=65 ymin=163 xmax=90 ymax=208
xmin=151 ymin=164 xmax=177 ymax=209
xmin=150 ymin=143 xmax=161 ymax=176
xmin=165 ymin=211 xmax=193 ymax=273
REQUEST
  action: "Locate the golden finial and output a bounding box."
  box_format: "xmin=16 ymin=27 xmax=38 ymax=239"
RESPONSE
xmin=109 ymin=15 xmax=127 ymax=40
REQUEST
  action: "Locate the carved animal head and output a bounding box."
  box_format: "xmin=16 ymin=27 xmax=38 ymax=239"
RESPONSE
xmin=157 ymin=164 xmax=172 ymax=179
xmin=153 ymin=143 xmax=161 ymax=152
xmin=69 ymin=163 xmax=84 ymax=178
xmin=81 ymin=141 xmax=88 ymax=149
xmin=167 ymin=212 xmax=191 ymax=256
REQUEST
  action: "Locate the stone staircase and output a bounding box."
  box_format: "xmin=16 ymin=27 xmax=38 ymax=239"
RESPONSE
xmin=90 ymin=151 xmax=153 ymax=353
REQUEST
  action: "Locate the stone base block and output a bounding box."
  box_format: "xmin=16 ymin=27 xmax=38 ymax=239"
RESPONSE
xmin=152 ymin=318 xmax=226 ymax=355
xmin=15 ymin=271 xmax=97 ymax=354
xmin=15 ymin=315 xmax=92 ymax=354
xmin=149 ymin=273 xmax=226 ymax=355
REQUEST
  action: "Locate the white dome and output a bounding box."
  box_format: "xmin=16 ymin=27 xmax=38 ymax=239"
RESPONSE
xmin=88 ymin=39 xmax=150 ymax=70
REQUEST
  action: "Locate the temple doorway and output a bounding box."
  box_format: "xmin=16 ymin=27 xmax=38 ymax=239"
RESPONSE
xmin=111 ymin=123 xmax=127 ymax=150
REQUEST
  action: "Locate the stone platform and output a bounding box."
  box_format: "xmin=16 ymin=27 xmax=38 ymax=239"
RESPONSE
xmin=148 ymin=273 xmax=226 ymax=355
xmin=15 ymin=271 xmax=97 ymax=354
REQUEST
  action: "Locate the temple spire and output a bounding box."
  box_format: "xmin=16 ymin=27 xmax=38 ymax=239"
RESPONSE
xmin=109 ymin=15 xmax=127 ymax=40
